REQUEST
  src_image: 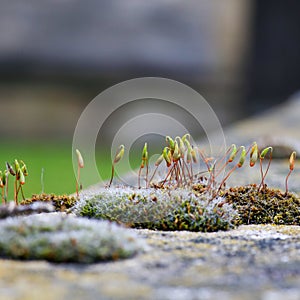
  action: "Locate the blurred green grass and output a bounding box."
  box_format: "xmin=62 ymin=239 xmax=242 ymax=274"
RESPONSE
xmin=0 ymin=139 xmax=156 ymax=201
xmin=0 ymin=139 xmax=114 ymax=200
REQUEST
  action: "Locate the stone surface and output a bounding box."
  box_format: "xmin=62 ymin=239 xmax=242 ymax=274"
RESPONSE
xmin=0 ymin=225 xmax=299 ymax=300
xmin=0 ymin=202 xmax=54 ymax=219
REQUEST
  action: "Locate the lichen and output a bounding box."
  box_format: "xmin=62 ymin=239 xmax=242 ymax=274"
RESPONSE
xmin=74 ymin=187 xmax=237 ymax=232
xmin=0 ymin=213 xmax=144 ymax=263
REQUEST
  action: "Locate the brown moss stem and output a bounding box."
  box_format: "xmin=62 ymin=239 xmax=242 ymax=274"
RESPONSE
xmin=285 ymin=169 xmax=292 ymax=196
xmin=108 ymin=164 xmax=115 ymax=188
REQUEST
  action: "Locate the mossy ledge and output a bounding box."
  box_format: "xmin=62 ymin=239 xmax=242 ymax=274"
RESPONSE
xmin=20 ymin=182 xmax=300 ymax=231
xmin=73 ymin=183 xmax=300 ymax=231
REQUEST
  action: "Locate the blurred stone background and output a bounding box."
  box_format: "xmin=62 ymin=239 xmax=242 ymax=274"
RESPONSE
xmin=0 ymin=0 xmax=300 ymax=140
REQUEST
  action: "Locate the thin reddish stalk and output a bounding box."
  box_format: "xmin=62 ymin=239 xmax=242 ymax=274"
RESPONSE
xmin=217 ymin=165 xmax=238 ymax=194
xmin=179 ymin=160 xmax=187 ymax=185
xmin=214 ymin=145 xmax=235 ymax=177
xmin=259 ymin=153 xmax=272 ymax=191
xmin=5 ymin=176 xmax=8 ymax=203
xmin=182 ymin=159 xmax=192 ymax=181
xmin=76 ymin=165 xmax=80 ymax=197
xmin=148 ymin=165 xmax=159 ymax=187
xmin=108 ymin=164 xmax=115 ymax=188
xmin=145 ymin=164 xmax=149 ymax=188
xmin=14 ymin=178 xmax=18 ymax=205
xmin=285 ymin=169 xmax=292 ymax=196
xmin=197 ymin=149 xmax=211 ymax=172
xmin=161 ymin=165 xmax=174 ymax=187
xmin=138 ymin=166 xmax=142 ymax=189
xmin=1 ymin=188 xmax=4 ymax=205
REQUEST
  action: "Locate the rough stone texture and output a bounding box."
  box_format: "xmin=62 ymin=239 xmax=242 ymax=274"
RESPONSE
xmin=0 ymin=225 xmax=299 ymax=300
xmin=0 ymin=202 xmax=54 ymax=219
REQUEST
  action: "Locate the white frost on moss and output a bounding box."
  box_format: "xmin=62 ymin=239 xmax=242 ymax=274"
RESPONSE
xmin=0 ymin=213 xmax=145 ymax=263
xmin=73 ymin=186 xmax=238 ymax=231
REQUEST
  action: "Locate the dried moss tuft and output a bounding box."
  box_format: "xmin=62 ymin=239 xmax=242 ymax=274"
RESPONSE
xmin=20 ymin=194 xmax=77 ymax=212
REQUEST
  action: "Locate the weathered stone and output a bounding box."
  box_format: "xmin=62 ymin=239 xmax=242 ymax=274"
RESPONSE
xmin=0 ymin=225 xmax=299 ymax=299
xmin=0 ymin=202 xmax=54 ymax=219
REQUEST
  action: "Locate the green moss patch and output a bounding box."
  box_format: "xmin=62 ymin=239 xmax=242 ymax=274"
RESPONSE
xmin=74 ymin=183 xmax=300 ymax=231
xmin=222 ymin=184 xmax=300 ymax=225
xmin=74 ymin=187 xmax=237 ymax=232
xmin=19 ymin=184 xmax=300 ymax=231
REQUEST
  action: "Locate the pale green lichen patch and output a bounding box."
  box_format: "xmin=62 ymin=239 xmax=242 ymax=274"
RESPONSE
xmin=0 ymin=213 xmax=144 ymax=263
xmin=74 ymin=187 xmax=238 ymax=232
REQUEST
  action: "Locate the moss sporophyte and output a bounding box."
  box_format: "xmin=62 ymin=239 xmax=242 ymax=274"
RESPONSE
xmin=0 ymin=160 xmax=28 ymax=205
xmin=75 ymin=149 xmax=84 ymax=198
xmin=69 ymin=135 xmax=299 ymax=231
xmin=6 ymin=135 xmax=300 ymax=232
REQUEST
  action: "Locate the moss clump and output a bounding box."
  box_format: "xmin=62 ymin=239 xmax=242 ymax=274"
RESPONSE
xmin=0 ymin=214 xmax=144 ymax=263
xmin=74 ymin=181 xmax=300 ymax=231
xmin=143 ymin=199 xmax=235 ymax=232
xmin=222 ymin=184 xmax=300 ymax=225
xmin=74 ymin=187 xmax=237 ymax=232
xmin=20 ymin=194 xmax=77 ymax=212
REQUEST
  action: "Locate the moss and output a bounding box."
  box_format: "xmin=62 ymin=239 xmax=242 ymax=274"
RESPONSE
xmin=19 ymin=181 xmax=299 ymax=230
xmin=221 ymin=184 xmax=300 ymax=225
xmin=141 ymin=199 xmax=234 ymax=232
xmin=75 ymin=181 xmax=300 ymax=231
xmin=20 ymin=194 xmax=77 ymax=212
xmin=0 ymin=214 xmax=144 ymax=263
xmin=74 ymin=187 xmax=237 ymax=232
